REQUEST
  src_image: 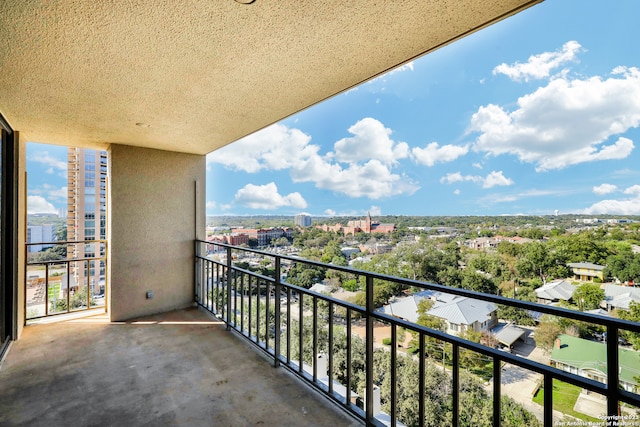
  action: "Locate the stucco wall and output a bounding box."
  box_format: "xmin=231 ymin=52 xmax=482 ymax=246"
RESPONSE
xmin=108 ymin=145 xmax=205 ymax=321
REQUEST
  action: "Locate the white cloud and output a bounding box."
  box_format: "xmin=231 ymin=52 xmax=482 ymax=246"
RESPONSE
xmin=333 ymin=118 xmax=409 ymax=165
xmin=412 ymin=142 xmax=468 ymax=167
xmin=482 ymin=171 xmax=514 ymax=188
xmin=207 ymin=123 xmax=317 ymax=173
xmin=440 ymin=171 xmax=513 ymax=189
xmin=453 ymin=189 xmax=461 ymax=195
xmin=27 ymin=196 xmax=57 ymax=215
xmin=324 ymin=209 xmax=336 ymax=216
xmin=623 ymin=185 xmax=640 ymax=196
xmin=471 ymin=66 xmax=640 ymax=171
xmin=493 ymin=41 xmax=583 ymax=82
xmin=30 ymin=184 xmax=68 ymax=201
xmin=480 ymin=188 xmax=570 ymax=205
xmin=593 ymin=184 xmax=618 ymax=195
xmin=292 ymin=158 xmax=419 ymax=199
xmin=368 ymin=205 xmax=382 ymax=216
xmin=206 ymin=201 xmax=216 ymax=210
xmin=472 ymin=163 xmax=483 ymax=169
xmin=29 ymin=151 xmax=67 ymax=172
xmin=209 ymin=120 xmax=419 ymax=200
xmin=233 ymin=182 xmax=307 ymax=210
xmin=580 ymin=198 xmax=640 ymax=215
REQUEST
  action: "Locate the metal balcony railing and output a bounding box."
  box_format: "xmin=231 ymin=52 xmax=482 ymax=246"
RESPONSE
xmin=25 ymin=240 xmax=107 ymax=320
xmin=195 ymin=240 xmax=640 ymax=427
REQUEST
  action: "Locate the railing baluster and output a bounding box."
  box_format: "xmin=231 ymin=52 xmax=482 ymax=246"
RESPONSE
xmin=298 ymin=293 xmax=304 ymax=375
xmin=45 ymin=263 xmax=50 ymax=316
xmin=246 ymin=275 xmax=251 ymax=338
xmin=313 ymin=296 xmax=318 ymax=381
xmin=419 ymin=333 xmax=425 ymax=427
xmin=286 ymin=286 xmax=291 ymax=364
xmin=226 ymin=248 xmax=232 ymax=330
xmin=328 ymin=301 xmax=334 ymax=396
xmin=452 ymin=342 xmax=459 ymax=427
xmin=365 ymin=275 xmax=374 ymax=425
xmin=493 ymin=356 xmax=501 ymax=427
xmin=256 ymin=279 xmax=261 ymax=345
xmin=346 ymin=306 xmax=352 ymax=408
xmin=240 ymin=273 xmax=245 ymax=334
xmin=390 ymin=323 xmax=397 ymax=426
xmin=607 ymin=324 xmax=620 ymax=418
xmin=274 ymin=257 xmax=281 ymax=366
xmin=544 ymin=373 xmax=553 ymax=426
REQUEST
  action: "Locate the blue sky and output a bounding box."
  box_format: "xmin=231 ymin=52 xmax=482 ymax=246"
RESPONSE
xmin=27 ymin=0 xmax=640 ymax=217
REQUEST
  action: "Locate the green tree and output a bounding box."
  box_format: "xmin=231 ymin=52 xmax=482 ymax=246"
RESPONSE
xmin=515 ymin=242 xmax=558 ymax=283
xmin=573 ymin=282 xmax=604 ymax=311
xmin=535 ymin=315 xmax=563 ymax=353
xmin=461 ymin=270 xmax=497 ymax=294
xmin=618 ymin=301 xmax=640 ymax=350
xmin=497 ymin=305 xmax=536 ymax=326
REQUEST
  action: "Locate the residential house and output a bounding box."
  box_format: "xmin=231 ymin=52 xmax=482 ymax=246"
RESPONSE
xmin=535 ymin=279 xmax=576 ymax=304
xmin=567 ymin=262 xmax=605 ymax=282
xmin=604 ymin=284 xmax=640 ymax=312
xmin=379 ymin=290 xmax=498 ymax=335
xmin=551 ymin=335 xmax=639 ymax=393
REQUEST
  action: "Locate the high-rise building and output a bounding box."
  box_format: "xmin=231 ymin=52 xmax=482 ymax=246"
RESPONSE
xmin=295 ymin=213 xmax=312 ymax=227
xmin=67 ymin=148 xmax=108 ymax=296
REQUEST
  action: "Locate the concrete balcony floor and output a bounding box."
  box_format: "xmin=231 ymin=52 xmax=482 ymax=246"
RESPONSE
xmin=0 ymin=307 xmax=360 ymax=427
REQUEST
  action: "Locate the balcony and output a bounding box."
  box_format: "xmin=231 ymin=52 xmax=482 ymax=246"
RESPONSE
xmin=0 ymin=308 xmax=356 ymax=427
xmin=5 ymin=240 xmax=640 ymax=426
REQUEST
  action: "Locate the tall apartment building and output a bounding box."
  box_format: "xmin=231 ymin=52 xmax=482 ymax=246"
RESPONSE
xmin=67 ymin=148 xmax=108 ymax=296
xmin=294 ymin=213 xmax=312 ymax=227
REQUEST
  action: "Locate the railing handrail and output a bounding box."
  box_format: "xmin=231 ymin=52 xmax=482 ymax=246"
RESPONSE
xmin=25 ymin=239 xmax=108 ymax=320
xmin=196 ymin=239 xmax=640 ymax=333
xmin=195 ymin=239 xmax=640 ymax=426
xmin=25 ymin=239 xmax=107 ymax=247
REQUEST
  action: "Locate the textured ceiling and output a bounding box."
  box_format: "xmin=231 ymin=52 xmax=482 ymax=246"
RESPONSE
xmin=0 ymin=0 xmax=542 ymax=155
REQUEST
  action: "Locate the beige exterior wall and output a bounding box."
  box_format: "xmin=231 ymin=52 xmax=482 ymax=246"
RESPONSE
xmin=108 ymin=145 xmax=205 ymax=321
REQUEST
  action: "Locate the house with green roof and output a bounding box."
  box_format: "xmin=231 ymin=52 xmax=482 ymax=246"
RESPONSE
xmin=550 ymin=334 xmax=640 ymax=392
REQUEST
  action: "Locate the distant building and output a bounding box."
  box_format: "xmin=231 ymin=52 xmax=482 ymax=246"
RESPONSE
xmin=26 ymin=225 xmax=56 ymax=253
xmin=295 ymin=213 xmax=312 ymax=227
xmin=464 ymin=235 xmax=533 ymax=251
xmin=379 ymin=290 xmax=498 ymax=336
xmin=567 ymin=262 xmax=605 ymax=282
xmin=207 ymin=233 xmax=250 ymax=252
xmin=317 ymin=212 xmax=395 ymax=235
xmin=535 ymin=279 xmax=576 ymax=304
xmin=604 ymin=284 xmax=640 ymax=311
xmin=230 ymin=227 xmax=293 ymax=246
xmin=551 ymin=334 xmax=639 ymax=392
xmin=67 ymin=148 xmax=107 ymax=296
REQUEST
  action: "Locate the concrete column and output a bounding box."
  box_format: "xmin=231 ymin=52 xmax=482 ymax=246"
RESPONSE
xmin=108 ymin=145 xmax=205 ymax=321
